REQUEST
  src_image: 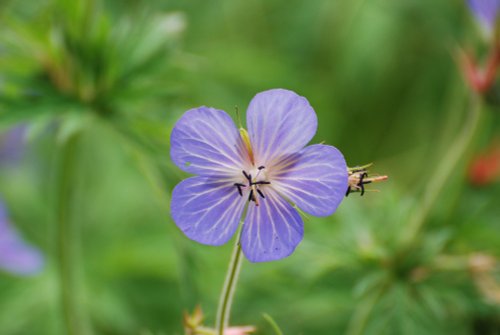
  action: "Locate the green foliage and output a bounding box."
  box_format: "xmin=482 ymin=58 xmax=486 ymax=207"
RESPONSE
xmin=0 ymin=0 xmax=498 ymax=334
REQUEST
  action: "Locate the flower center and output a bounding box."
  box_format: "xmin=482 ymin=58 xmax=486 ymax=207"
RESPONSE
xmin=233 ymin=166 xmax=271 ymax=206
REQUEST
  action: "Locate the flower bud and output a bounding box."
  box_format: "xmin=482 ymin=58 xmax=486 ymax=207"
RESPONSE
xmin=346 ymin=163 xmax=388 ymax=196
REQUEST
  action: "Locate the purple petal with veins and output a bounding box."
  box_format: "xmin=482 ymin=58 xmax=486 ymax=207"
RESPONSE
xmin=170 ymin=89 xmax=347 ymax=262
xmin=271 ymin=144 xmax=348 ymax=217
xmin=171 ymin=176 xmax=247 ymax=246
xmin=170 ymin=107 xmax=250 ymax=178
xmin=241 ymin=188 xmax=303 ymax=262
xmin=246 ymin=89 xmax=317 ymax=168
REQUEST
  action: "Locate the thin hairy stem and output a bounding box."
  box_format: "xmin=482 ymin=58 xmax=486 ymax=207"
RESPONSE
xmin=215 ymin=229 xmax=244 ymax=335
xmin=263 ymin=313 xmax=284 ymax=335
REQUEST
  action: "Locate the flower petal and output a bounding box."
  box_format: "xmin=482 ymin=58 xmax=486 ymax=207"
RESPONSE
xmin=0 ymin=125 xmax=26 ymax=166
xmin=241 ymin=189 xmax=303 ymax=262
xmin=246 ymin=89 xmax=317 ymax=167
xmin=171 ymin=176 xmax=246 ymax=245
xmin=0 ymin=204 xmax=44 ymax=276
xmin=171 ymin=107 xmax=248 ymax=177
xmin=469 ymin=0 xmax=500 ymax=32
xmin=271 ymin=144 xmax=348 ymax=216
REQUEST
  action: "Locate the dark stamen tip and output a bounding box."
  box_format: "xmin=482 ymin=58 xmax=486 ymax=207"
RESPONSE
xmin=257 ymin=189 xmax=265 ymax=199
xmin=234 ymin=183 xmax=243 ymax=196
xmin=258 ymin=165 xmax=265 ymax=170
xmin=345 ymin=187 xmax=351 ymax=197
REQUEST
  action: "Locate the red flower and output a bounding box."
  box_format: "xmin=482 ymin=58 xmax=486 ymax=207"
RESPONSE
xmin=468 ymin=139 xmax=500 ymax=185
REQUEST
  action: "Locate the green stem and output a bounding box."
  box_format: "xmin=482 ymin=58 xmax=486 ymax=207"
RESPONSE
xmin=262 ymin=313 xmax=284 ymax=335
xmin=215 ymin=231 xmax=244 ymax=335
xmin=55 ymin=134 xmax=89 ymax=335
xmin=402 ymin=94 xmax=484 ymax=245
xmin=196 ymin=327 xmax=218 ymax=335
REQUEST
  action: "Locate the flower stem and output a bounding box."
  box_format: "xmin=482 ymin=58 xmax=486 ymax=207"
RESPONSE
xmin=262 ymin=313 xmax=284 ymax=335
xmin=55 ymin=134 xmax=90 ymax=335
xmin=215 ymin=230 xmax=244 ymax=335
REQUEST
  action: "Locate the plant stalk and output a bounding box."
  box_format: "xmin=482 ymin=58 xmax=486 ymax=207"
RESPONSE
xmin=215 ymin=230 xmax=244 ymax=335
xmin=55 ymin=134 xmax=89 ymax=335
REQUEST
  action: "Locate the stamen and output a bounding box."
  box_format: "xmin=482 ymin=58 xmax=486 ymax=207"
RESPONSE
xmin=237 ymin=169 xmax=271 ymax=205
xmin=359 ymin=172 xmax=368 ymax=196
xmin=257 ymin=189 xmax=265 ymax=199
xmin=253 ymin=181 xmax=271 ymax=185
xmin=234 ymin=183 xmax=245 ymax=196
xmin=253 ymin=185 xmax=260 ymax=206
xmin=242 ymin=170 xmax=251 ymax=182
xmin=346 ymin=169 xmax=384 ymax=197
xmin=254 ymin=165 xmax=266 ymax=181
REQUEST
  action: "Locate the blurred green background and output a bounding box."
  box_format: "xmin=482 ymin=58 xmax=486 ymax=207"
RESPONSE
xmin=0 ymin=0 xmax=499 ymax=334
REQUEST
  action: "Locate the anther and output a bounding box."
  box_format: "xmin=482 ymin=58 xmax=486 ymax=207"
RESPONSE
xmin=346 ymin=163 xmax=388 ymax=197
xmin=238 ymin=169 xmax=271 ymax=204
xmin=242 ymin=170 xmax=251 ymax=182
xmin=359 ymin=173 xmax=367 ymax=196
xmin=252 ymin=181 xmax=271 ymax=186
xmin=248 ymin=189 xmax=254 ymax=202
xmin=257 ymin=189 xmax=265 ymax=199
xmin=234 ymin=183 xmax=245 ymax=197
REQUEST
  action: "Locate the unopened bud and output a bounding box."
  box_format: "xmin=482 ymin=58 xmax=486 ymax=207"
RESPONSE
xmin=183 ymin=305 xmax=204 ymax=331
xmin=460 ymin=46 xmax=500 ymax=94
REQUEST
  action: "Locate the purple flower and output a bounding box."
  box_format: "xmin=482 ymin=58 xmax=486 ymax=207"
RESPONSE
xmin=468 ymin=0 xmax=500 ymax=33
xmin=170 ymin=89 xmax=348 ymax=262
xmin=0 ymin=125 xmax=27 ymax=166
xmin=0 ymin=201 xmax=44 ymax=275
